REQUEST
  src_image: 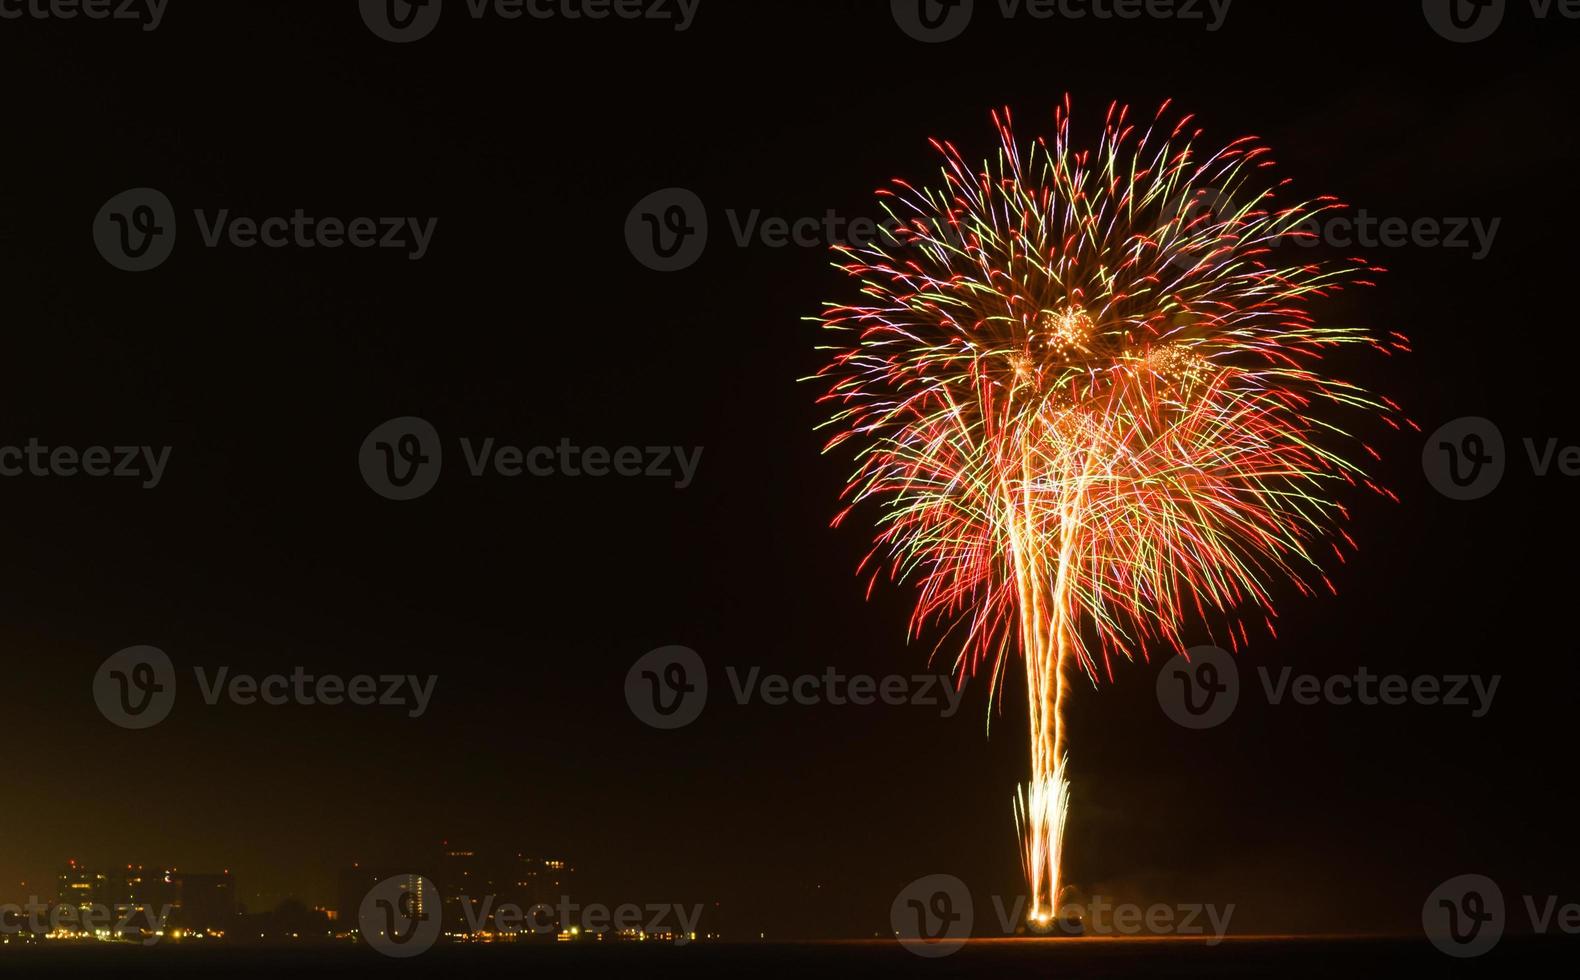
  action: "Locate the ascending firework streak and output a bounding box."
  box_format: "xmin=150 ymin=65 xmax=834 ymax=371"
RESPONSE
xmin=813 ymin=99 xmax=1409 ymax=922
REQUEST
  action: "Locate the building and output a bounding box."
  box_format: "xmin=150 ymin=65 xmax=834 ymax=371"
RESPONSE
xmin=164 ymin=870 xmax=235 ymax=936
xmin=336 ymin=866 xmax=432 ymax=941
xmin=430 ymin=844 xmax=574 ymax=938
xmin=56 ymin=860 xmax=107 ymax=910
xmin=436 ymin=843 xmax=495 ymax=934
xmin=52 ymin=861 xmax=224 ymax=941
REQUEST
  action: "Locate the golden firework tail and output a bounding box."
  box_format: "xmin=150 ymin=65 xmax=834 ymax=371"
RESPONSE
xmin=1015 ymin=758 xmax=1070 ymax=923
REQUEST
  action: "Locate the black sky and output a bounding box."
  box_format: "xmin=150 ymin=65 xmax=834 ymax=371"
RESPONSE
xmin=2 ymin=0 xmax=1576 ymax=938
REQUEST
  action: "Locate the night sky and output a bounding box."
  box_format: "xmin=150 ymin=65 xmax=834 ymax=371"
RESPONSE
xmin=3 ymin=0 xmax=1576 ymax=941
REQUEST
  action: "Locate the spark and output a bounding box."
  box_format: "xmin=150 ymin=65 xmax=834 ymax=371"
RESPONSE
xmin=812 ymin=98 xmax=1407 ymax=919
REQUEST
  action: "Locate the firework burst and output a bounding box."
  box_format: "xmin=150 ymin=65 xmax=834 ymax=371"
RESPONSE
xmin=813 ymin=97 xmax=1410 ymax=920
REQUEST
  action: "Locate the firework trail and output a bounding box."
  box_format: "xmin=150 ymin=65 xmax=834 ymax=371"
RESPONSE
xmin=813 ymin=98 xmax=1409 ymax=921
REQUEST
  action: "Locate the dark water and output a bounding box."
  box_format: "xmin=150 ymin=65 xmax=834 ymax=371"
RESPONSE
xmin=0 ymin=938 xmax=1567 ymax=978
